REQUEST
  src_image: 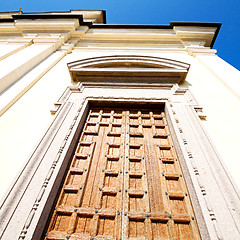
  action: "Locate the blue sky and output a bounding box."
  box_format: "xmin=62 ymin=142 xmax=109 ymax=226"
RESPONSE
xmin=1 ymin=0 xmax=239 ymax=70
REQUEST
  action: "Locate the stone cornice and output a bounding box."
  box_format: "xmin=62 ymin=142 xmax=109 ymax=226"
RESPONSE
xmin=186 ymin=46 xmax=217 ymax=56
xmin=0 ymin=11 xmax=221 ymax=49
xmin=89 ymin=22 xmax=221 ymax=48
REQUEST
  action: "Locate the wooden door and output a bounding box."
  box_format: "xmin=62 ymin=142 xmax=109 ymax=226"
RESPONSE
xmin=45 ymin=107 xmax=200 ymax=240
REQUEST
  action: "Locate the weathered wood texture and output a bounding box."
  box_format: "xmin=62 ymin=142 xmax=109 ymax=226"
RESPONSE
xmin=45 ymin=107 xmax=200 ymax=240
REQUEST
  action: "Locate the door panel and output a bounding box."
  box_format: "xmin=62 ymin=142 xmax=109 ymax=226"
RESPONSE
xmin=45 ymin=107 xmax=200 ymax=240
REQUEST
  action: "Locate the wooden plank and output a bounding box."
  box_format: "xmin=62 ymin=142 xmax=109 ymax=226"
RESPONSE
xmin=129 ymin=171 xmax=142 ymax=178
xmin=101 ymin=113 xmax=111 ymax=117
xmin=114 ymin=110 xmax=124 ymax=240
xmin=67 ymin=212 xmax=78 ymax=234
xmin=87 ymin=122 xmax=97 ymax=126
xmin=83 ymin=130 xmax=98 ymax=135
xmin=75 ymin=153 xmax=88 ymax=159
xmin=129 ymin=132 xmax=143 ymax=138
xmin=129 ymin=143 xmax=141 ymax=149
xmin=90 ymin=214 xmax=99 ymax=236
xmin=153 ymin=133 xmax=169 ymax=138
xmin=128 ymin=189 xmax=144 ymax=198
xmin=79 ymin=141 xmax=92 ymax=146
xmin=89 ymin=128 xmax=108 ymax=210
xmin=104 ymin=170 xmax=119 ymax=177
xmin=129 ymin=156 xmax=141 ymax=162
xmin=121 ymin=110 xmax=130 ymax=239
xmin=153 ymin=115 xmax=163 ymax=119
xmin=46 ymin=231 xmax=70 ymax=240
xmin=106 ymin=155 xmax=119 ymax=161
xmin=172 ymin=214 xmax=191 ymax=223
xmin=102 ymin=187 xmax=118 ymax=196
xmin=112 ymin=123 xmax=122 ymax=127
xmin=64 ymin=185 xmax=79 ymax=193
xmin=98 ymin=208 xmax=116 ymax=218
xmin=56 ymin=205 xmax=74 ymax=214
xmin=150 ymin=212 xmax=169 ymax=222
xmin=145 ymin=217 xmax=153 ymax=239
xmin=128 ymin=211 xmax=146 ymax=221
xmin=74 ymin=142 xmax=96 ymax=207
xmin=80 ymin=115 xmax=105 ymax=208
xmin=129 ymin=123 xmax=138 ymax=127
xmin=143 ymin=131 xmax=164 ymax=212
xmin=142 ymin=123 xmax=152 ymax=128
xmin=113 ymin=114 xmax=122 ymax=118
xmin=161 ymin=157 xmax=175 ymax=164
xmin=90 ymin=113 xmax=99 ymax=117
xmin=70 ymin=167 xmax=84 ymax=174
xmin=158 ymin=145 xmax=172 ymax=150
xmin=165 ymin=173 xmax=179 ymax=180
xmin=129 ymin=114 xmax=139 ymax=118
xmin=99 ymin=122 xmax=109 ymax=126
xmin=107 ymin=132 xmax=121 ymax=137
xmin=136 ymin=112 xmax=152 ymax=239
xmin=108 ymin=143 xmax=120 ymax=148
xmin=75 ymin=207 xmax=95 ymax=216
xmin=155 ymin=123 xmax=165 ymax=128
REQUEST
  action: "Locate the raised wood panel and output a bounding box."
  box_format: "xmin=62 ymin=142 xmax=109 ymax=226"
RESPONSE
xmin=45 ymin=107 xmax=200 ymax=240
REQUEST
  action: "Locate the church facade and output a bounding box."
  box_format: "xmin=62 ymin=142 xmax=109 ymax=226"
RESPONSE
xmin=0 ymin=10 xmax=240 ymax=239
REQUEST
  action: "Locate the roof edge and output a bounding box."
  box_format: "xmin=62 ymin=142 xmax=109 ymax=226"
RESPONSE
xmin=0 ymin=11 xmax=221 ymax=48
xmin=0 ymin=10 xmax=107 ymax=24
xmin=90 ymin=22 xmax=221 ymax=48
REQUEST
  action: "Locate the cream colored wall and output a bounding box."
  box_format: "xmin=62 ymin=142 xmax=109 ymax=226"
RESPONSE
xmin=183 ymin=55 xmax=240 ymax=188
xmin=0 ymin=49 xmax=73 ymax=199
xmin=0 ymin=42 xmax=31 ymax=61
xmin=0 ymin=43 xmax=56 ymax=93
xmin=0 ymin=40 xmax=239 ymax=201
xmin=0 ymin=51 xmax=67 ymax=116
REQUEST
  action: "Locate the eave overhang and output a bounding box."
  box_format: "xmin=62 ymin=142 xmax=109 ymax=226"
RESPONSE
xmin=89 ymin=22 xmax=221 ymax=48
xmin=0 ymin=11 xmax=221 ymax=48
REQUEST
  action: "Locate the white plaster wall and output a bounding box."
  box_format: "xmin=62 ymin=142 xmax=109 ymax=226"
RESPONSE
xmin=0 ymin=51 xmax=66 ymax=116
xmin=183 ymin=55 xmax=240 ymax=188
xmin=0 ymin=52 xmax=73 ymax=199
xmin=0 ymin=43 xmax=55 ymax=93
xmin=196 ymin=55 xmax=240 ymax=98
xmin=0 ymin=42 xmax=29 ymax=61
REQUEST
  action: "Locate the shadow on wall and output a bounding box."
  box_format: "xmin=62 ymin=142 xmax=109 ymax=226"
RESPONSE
xmin=180 ymin=80 xmax=192 ymax=88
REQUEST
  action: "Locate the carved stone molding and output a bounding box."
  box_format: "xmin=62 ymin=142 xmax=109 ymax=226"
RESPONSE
xmin=168 ymin=102 xmax=222 ymax=239
xmin=186 ymin=46 xmax=217 ymax=57
xmin=19 ymin=101 xmax=85 ymax=239
xmin=68 ymin=55 xmax=190 ymax=84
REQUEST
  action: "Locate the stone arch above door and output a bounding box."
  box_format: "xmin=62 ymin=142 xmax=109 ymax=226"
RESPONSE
xmin=67 ymin=55 xmax=190 ymax=84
